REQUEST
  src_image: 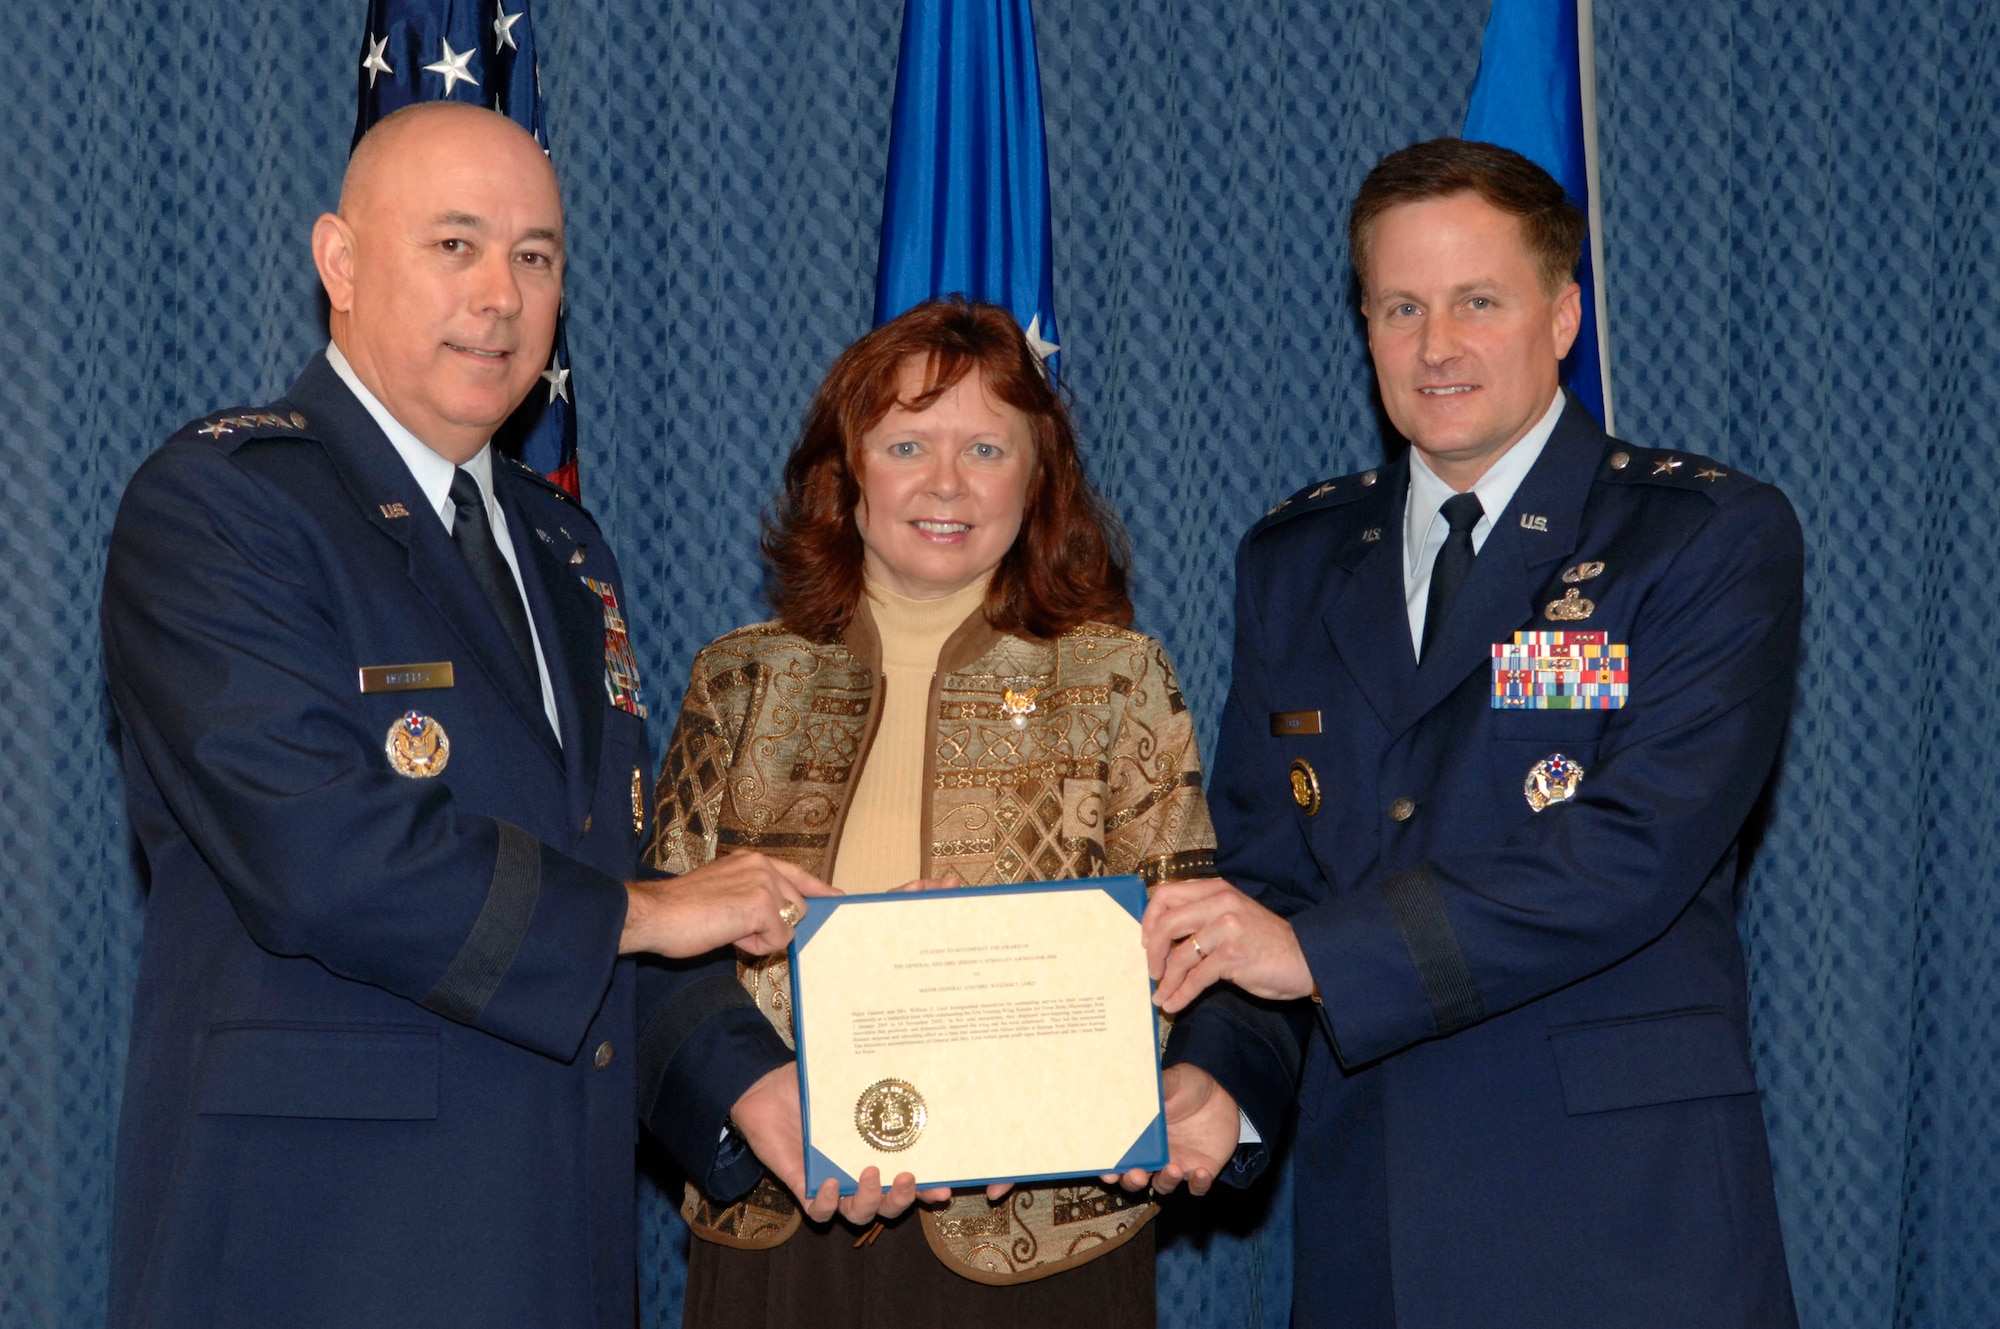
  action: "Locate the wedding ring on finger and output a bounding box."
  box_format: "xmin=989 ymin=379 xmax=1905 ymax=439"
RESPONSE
xmin=778 ymin=901 xmax=801 ymax=928
xmin=1189 ymin=937 xmax=1205 ymax=960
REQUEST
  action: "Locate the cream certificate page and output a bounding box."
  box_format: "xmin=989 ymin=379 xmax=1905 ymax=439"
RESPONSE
xmin=790 ymin=878 xmax=1164 ymax=1193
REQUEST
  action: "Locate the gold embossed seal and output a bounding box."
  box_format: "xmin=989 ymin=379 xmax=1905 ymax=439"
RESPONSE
xmin=385 ymin=710 xmax=450 ymax=778
xmin=855 ymin=1078 xmax=927 ymax=1152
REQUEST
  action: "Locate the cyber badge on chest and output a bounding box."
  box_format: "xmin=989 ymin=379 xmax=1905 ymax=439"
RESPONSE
xmin=386 ymin=710 xmax=450 ymax=778
xmin=1524 ymin=753 xmax=1584 ymax=811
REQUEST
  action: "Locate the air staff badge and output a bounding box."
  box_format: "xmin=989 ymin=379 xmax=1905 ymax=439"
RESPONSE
xmin=386 ymin=711 xmax=450 ymax=778
xmin=1524 ymin=754 xmax=1584 ymax=811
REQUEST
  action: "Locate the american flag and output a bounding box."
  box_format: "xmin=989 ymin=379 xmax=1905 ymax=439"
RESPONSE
xmin=353 ymin=0 xmax=581 ymax=496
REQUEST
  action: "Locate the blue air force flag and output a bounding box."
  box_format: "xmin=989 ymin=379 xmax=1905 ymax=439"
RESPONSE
xmin=353 ymin=0 xmax=580 ymax=495
xmin=1463 ymin=0 xmax=1615 ymax=430
xmin=874 ymin=0 xmax=1063 ymax=378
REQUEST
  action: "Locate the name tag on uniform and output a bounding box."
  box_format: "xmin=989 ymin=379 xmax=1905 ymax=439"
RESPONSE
xmin=1269 ymin=710 xmax=1322 ymax=736
xmin=359 ymin=661 xmax=456 ymax=694
xmin=1491 ymin=632 xmax=1627 ymax=710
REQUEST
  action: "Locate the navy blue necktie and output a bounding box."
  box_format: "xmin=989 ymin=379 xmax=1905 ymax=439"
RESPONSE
xmin=1421 ymin=491 xmax=1484 ymax=661
xmin=448 ymin=468 xmax=537 ymax=677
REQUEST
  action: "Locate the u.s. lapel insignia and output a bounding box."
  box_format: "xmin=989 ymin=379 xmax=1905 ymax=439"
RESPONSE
xmin=1289 ymin=758 xmax=1322 ymax=815
xmin=1545 ymin=587 xmax=1595 ymax=621
xmin=1001 ymin=677 xmax=1040 ymax=730
xmin=631 ymin=766 xmax=644 ymax=836
xmin=1561 ymin=561 xmax=1605 ymax=584
xmin=1361 ymin=527 xmax=1383 ymax=544
xmin=581 ymin=577 xmax=648 ymax=717
xmin=1524 ymin=753 xmax=1584 ymax=811
xmin=1519 ymin=513 xmax=1549 ymax=532
xmin=386 ymin=711 xmax=450 ymax=778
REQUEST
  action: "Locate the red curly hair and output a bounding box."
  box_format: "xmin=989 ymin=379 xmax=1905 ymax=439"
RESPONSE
xmin=763 ymin=297 xmax=1133 ymax=642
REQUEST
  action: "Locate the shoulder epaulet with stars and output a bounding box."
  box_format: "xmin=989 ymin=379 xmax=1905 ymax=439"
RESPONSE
xmin=170 ymin=405 xmax=314 ymax=450
xmin=1600 ymin=442 xmax=1757 ymax=505
xmin=1251 ymin=465 xmax=1388 ymax=535
xmin=500 ymin=453 xmax=595 ymax=520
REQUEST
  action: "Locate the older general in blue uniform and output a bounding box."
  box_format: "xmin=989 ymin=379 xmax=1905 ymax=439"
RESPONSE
xmin=100 ymin=104 xmax=900 ymax=1329
xmin=1136 ymin=140 xmax=1803 ymax=1326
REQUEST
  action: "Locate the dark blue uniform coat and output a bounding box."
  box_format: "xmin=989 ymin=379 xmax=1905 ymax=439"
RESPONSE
xmin=102 ymin=355 xmax=788 ymax=1329
xmin=1171 ymin=400 xmax=1801 ymax=1328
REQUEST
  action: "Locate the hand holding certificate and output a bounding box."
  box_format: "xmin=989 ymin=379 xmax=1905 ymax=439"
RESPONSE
xmin=788 ymin=876 xmax=1166 ymax=1195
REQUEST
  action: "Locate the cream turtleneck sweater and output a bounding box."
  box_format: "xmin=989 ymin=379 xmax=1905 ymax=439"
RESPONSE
xmin=829 ymin=576 xmax=990 ymax=892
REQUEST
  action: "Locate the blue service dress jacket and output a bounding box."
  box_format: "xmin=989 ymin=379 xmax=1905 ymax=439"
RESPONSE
xmin=101 ymin=353 xmax=789 ymax=1329
xmin=1168 ymin=398 xmax=1802 ymax=1328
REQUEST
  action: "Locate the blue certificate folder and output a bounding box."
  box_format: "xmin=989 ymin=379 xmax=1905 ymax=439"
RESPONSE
xmin=789 ymin=875 xmax=1167 ymax=1196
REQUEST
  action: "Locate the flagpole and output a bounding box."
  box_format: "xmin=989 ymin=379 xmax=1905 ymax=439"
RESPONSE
xmin=1576 ymin=0 xmax=1616 ymax=436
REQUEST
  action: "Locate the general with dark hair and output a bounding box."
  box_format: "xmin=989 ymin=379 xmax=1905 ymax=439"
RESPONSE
xmin=1128 ymin=138 xmax=1803 ymax=1327
xmin=649 ymin=296 xmax=1218 ymax=1327
xmin=102 ymin=102 xmax=836 ymax=1328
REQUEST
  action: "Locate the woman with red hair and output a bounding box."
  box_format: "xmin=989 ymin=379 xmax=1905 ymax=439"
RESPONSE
xmin=649 ymin=298 xmax=1216 ymax=1327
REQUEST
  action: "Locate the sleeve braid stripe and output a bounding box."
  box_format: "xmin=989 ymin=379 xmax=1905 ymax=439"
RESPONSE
xmin=1379 ymin=864 xmax=1485 ymax=1036
xmin=423 ymin=820 xmax=542 ymax=1024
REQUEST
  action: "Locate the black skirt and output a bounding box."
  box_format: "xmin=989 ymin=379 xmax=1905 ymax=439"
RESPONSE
xmin=683 ymin=1205 xmax=1155 ymax=1329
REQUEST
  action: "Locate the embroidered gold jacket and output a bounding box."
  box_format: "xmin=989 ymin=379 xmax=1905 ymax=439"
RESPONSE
xmin=647 ymin=604 xmax=1217 ymax=1284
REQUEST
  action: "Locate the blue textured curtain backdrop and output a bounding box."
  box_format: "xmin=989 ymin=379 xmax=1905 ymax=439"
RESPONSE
xmin=2 ymin=3 xmax=1994 ymax=1327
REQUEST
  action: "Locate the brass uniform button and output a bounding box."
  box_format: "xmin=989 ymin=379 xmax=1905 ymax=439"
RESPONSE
xmin=1389 ymin=797 xmax=1416 ymax=822
xmin=593 ymin=1041 xmax=614 ymax=1070
xmin=1609 ymin=451 xmax=1630 ymax=471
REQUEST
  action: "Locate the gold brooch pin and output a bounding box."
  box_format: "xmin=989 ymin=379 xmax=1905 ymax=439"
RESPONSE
xmin=1001 ymin=677 xmax=1040 ymax=730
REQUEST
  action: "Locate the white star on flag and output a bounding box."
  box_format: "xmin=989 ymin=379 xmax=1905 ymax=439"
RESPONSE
xmin=493 ymin=9 xmax=525 ymax=53
xmin=424 ymin=38 xmax=479 ymax=96
xmin=542 ymin=360 xmax=571 ymax=404
xmin=361 ymin=34 xmax=393 ymax=88
xmin=1024 ymin=313 xmax=1059 ymax=366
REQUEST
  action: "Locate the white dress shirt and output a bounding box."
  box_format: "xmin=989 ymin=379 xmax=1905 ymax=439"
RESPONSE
xmin=1401 ymin=390 xmax=1566 ymax=657
xmin=327 ymin=343 xmax=562 ymax=744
